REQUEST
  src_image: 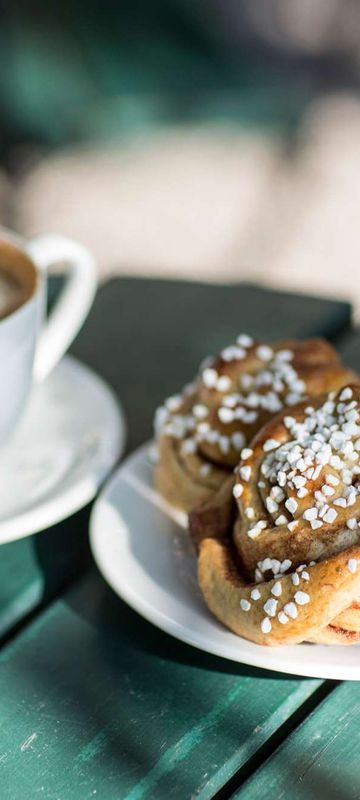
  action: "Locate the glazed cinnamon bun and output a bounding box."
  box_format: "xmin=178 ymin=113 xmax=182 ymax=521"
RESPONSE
xmin=154 ymin=335 xmax=356 ymax=515
xmin=198 ymin=384 xmax=360 ymax=645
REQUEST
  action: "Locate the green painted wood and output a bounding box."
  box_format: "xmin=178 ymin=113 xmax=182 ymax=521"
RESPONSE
xmin=0 ymin=279 xmax=350 ymax=642
xmin=0 ymin=507 xmax=90 ymax=642
xmin=231 ymin=681 xmax=360 ymax=800
xmin=71 ymin=278 xmax=352 ymax=454
xmin=0 ymin=569 xmax=322 ymax=800
xmin=337 ymin=329 xmax=360 ymax=375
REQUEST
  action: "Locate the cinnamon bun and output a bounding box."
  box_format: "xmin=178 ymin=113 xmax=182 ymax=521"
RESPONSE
xmin=154 ymin=336 xmax=356 ymax=516
xmin=198 ymin=384 xmax=360 ymax=645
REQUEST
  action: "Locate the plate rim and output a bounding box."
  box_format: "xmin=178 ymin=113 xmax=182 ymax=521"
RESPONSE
xmin=0 ymin=355 xmax=126 ymax=544
xmin=90 ymin=442 xmax=360 ymax=681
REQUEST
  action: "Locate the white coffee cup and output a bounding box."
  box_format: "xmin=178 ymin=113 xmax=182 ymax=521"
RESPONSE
xmin=0 ymin=229 xmax=97 ymax=444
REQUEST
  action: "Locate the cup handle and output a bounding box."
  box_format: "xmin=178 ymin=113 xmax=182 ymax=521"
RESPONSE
xmin=27 ymin=234 xmax=97 ymax=381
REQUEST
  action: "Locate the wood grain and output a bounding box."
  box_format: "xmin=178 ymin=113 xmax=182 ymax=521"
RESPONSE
xmin=232 ymin=681 xmax=360 ymax=800
xmin=71 ymin=278 xmax=352 ymax=454
xmin=0 ymin=571 xmax=322 ymax=800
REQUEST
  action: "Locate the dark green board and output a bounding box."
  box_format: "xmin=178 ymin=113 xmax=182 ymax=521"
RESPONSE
xmin=0 ymin=279 xmax=352 ymax=641
xmin=232 ymin=681 xmax=360 ymax=800
xmin=0 ymin=507 xmax=90 ymax=643
xmin=336 ymin=329 xmax=360 ymax=374
xmin=0 ymin=569 xmax=322 ymax=800
xmin=71 ymin=278 xmax=352 ymax=453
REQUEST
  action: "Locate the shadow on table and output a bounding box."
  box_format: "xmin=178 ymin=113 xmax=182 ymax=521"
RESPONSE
xmin=63 ymin=567 xmax=307 ymax=683
xmin=31 ymin=504 xmax=91 ymax=607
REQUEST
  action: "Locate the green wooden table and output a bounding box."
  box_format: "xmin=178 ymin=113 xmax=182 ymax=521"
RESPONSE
xmin=0 ymin=278 xmax=359 ymax=800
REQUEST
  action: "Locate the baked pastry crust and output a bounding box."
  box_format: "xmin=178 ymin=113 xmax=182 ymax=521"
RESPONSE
xmin=198 ymin=538 xmax=360 ymax=645
xmin=198 ymin=384 xmax=360 ymax=645
xmin=155 ymin=336 xmax=356 ymax=514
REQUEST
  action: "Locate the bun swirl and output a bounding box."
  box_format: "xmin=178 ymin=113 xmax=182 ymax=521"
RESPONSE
xmin=198 ymin=384 xmax=360 ymax=645
xmin=155 ymin=336 xmax=356 ymax=514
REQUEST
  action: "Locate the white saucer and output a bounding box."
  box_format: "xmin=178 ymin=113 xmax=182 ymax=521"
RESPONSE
xmin=0 ymin=355 xmax=125 ymax=543
xmin=90 ymin=443 xmax=360 ymax=681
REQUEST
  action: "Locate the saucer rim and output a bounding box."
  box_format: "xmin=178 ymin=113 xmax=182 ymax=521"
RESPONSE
xmin=0 ymin=355 xmax=125 ymax=543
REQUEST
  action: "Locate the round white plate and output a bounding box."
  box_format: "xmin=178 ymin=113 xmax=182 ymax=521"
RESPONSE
xmin=0 ymin=355 xmax=125 ymax=543
xmin=90 ymin=442 xmax=360 ymax=681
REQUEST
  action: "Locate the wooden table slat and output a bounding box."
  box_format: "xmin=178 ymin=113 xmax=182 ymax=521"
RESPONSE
xmin=0 ymin=570 xmax=322 ymax=800
xmin=71 ymin=279 xmax=352 ymax=455
xmin=0 ymin=508 xmax=90 ymax=643
xmin=231 ymin=681 xmax=360 ymax=800
xmin=336 ymin=329 xmax=360 ymax=373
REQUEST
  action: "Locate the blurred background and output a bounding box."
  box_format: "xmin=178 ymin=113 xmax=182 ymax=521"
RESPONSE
xmin=1 ymin=1 xmax=360 ymax=314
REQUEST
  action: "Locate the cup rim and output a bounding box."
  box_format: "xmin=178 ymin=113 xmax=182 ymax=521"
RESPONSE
xmin=0 ymin=228 xmax=40 ymax=329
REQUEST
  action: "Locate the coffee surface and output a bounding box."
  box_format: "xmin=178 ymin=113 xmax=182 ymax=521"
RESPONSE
xmin=0 ymin=268 xmax=29 ymax=320
xmin=0 ymin=238 xmax=37 ymax=321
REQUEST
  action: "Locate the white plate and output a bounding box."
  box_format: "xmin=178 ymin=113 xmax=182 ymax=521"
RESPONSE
xmin=0 ymin=355 xmax=125 ymax=543
xmin=90 ymin=443 xmax=360 ymax=680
